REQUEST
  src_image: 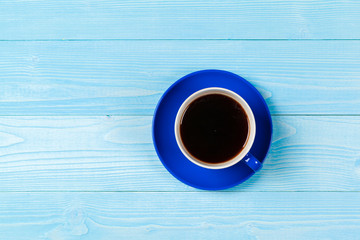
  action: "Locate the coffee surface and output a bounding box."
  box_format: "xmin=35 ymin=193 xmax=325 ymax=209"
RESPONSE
xmin=180 ymin=94 xmax=249 ymax=164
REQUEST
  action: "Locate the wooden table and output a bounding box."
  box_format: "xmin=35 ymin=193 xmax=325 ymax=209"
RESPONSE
xmin=1 ymin=1 xmax=360 ymax=239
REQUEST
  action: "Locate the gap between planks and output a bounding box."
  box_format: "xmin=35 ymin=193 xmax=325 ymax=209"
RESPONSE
xmin=1 ymin=39 xmax=360 ymax=41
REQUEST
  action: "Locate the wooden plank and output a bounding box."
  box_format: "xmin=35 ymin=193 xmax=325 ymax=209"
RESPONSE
xmin=0 ymin=116 xmax=359 ymax=191
xmin=0 ymin=192 xmax=359 ymax=239
xmin=1 ymin=40 xmax=360 ymax=115
xmin=1 ymin=0 xmax=360 ymax=40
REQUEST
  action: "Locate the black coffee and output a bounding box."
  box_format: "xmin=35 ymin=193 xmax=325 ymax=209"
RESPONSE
xmin=180 ymin=94 xmax=249 ymax=164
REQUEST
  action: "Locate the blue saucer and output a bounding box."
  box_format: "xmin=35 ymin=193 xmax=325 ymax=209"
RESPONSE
xmin=152 ymin=70 xmax=272 ymax=190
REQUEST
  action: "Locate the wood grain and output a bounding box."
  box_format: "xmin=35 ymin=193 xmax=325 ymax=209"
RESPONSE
xmin=0 ymin=116 xmax=359 ymax=191
xmin=1 ymin=40 xmax=360 ymax=115
xmin=2 ymin=1 xmax=360 ymax=238
xmin=0 ymin=192 xmax=359 ymax=239
xmin=1 ymin=0 xmax=360 ymax=40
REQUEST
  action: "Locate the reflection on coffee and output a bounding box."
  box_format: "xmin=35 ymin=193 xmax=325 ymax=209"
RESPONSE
xmin=180 ymin=94 xmax=249 ymax=164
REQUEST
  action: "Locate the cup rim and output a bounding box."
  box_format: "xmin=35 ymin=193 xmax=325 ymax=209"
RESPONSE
xmin=174 ymin=87 xmax=256 ymax=169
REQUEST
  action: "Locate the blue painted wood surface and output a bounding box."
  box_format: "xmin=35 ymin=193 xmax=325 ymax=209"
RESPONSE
xmin=1 ymin=1 xmax=360 ymax=239
xmin=1 ymin=41 xmax=360 ymax=115
xmin=1 ymin=192 xmax=360 ymax=239
xmin=0 ymin=116 xmax=359 ymax=192
xmin=1 ymin=0 xmax=360 ymax=39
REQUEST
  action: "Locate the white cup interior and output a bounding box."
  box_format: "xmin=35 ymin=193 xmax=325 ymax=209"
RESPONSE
xmin=174 ymin=87 xmax=256 ymax=169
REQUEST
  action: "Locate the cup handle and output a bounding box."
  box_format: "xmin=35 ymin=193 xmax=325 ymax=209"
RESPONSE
xmin=243 ymin=153 xmax=262 ymax=172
